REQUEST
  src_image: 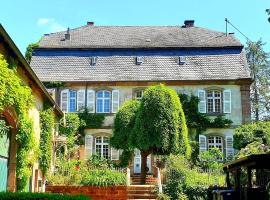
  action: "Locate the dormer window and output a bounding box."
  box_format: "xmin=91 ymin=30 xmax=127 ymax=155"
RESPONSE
xmin=179 ymin=56 xmax=186 ymax=65
xmin=90 ymin=57 xmax=97 ymax=66
xmin=136 ymin=56 xmax=143 ymax=65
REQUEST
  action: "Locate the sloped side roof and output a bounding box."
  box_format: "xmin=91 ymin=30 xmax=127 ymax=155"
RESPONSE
xmin=30 ymin=51 xmax=250 ymax=82
xmin=38 ymin=26 xmax=242 ymax=49
xmin=0 ymin=24 xmax=63 ymax=116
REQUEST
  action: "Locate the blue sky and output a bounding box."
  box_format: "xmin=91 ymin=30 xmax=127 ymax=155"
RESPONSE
xmin=1 ymin=0 xmax=269 ymax=54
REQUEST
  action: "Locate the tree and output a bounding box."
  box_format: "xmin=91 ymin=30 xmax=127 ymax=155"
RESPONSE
xmin=234 ymin=121 xmax=270 ymax=154
xmin=134 ymin=85 xmax=190 ymax=183
xmin=111 ymin=85 xmax=190 ymax=184
xmin=245 ymin=40 xmax=270 ymax=121
xmin=110 ymin=100 xmax=140 ymax=167
xmin=266 ymin=9 xmax=270 ymax=23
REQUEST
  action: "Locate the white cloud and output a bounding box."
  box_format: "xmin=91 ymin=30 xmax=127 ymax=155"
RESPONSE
xmin=36 ymin=18 xmax=66 ymax=32
xmin=37 ymin=18 xmax=50 ymax=26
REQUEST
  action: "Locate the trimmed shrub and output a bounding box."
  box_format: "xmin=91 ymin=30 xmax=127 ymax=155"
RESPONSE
xmin=0 ymin=192 xmax=90 ymax=200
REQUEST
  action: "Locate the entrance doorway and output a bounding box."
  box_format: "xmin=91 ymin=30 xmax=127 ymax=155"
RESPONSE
xmin=0 ymin=131 xmax=10 ymax=191
xmin=133 ymin=149 xmax=151 ymax=174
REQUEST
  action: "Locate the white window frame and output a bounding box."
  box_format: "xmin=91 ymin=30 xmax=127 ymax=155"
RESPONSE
xmin=207 ymin=90 xmax=222 ymax=114
xmin=96 ymin=91 xmax=111 ymax=113
xmin=207 ymin=136 xmax=223 ymax=160
xmin=95 ymin=136 xmax=110 ymax=159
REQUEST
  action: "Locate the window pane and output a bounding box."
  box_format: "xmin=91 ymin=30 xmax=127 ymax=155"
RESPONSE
xmin=97 ymin=99 xmax=103 ymax=113
xmin=96 ymin=144 xmax=102 ymax=156
xmin=103 ymin=144 xmax=109 ymax=159
xmin=97 ymin=91 xmax=103 ymax=98
xmin=104 ymin=99 xmax=110 ymax=113
xmin=103 ymin=137 xmax=109 ymax=143
xmin=96 ymin=137 xmax=102 ymax=143
xmin=207 ymin=99 xmax=213 ymax=113
xmin=69 ymin=90 xmax=77 ymax=112
xmin=104 ymin=91 xmax=110 ymax=98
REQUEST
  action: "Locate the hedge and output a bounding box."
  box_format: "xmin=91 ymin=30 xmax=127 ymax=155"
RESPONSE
xmin=0 ymin=192 xmax=90 ymax=200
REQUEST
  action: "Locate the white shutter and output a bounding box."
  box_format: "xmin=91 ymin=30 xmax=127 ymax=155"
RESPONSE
xmin=111 ymin=148 xmax=120 ymax=160
xmin=199 ymin=135 xmax=207 ymax=153
xmin=87 ymin=90 xmax=95 ymax=113
xmin=112 ymin=90 xmax=120 ymax=113
xmin=225 ymin=135 xmax=234 ymax=160
xmin=85 ymin=135 xmax=93 ymax=159
xmin=223 ymin=89 xmax=231 ymax=113
xmin=77 ymin=89 xmax=85 ymax=112
xmin=198 ymin=90 xmax=206 ymax=113
xmin=61 ymin=89 xmax=69 ymax=112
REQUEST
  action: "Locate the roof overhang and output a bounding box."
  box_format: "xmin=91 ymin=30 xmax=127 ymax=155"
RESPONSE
xmin=0 ymin=24 xmax=63 ymax=117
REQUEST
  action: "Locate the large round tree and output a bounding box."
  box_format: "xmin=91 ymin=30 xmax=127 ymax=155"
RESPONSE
xmin=111 ymin=85 xmax=190 ymax=184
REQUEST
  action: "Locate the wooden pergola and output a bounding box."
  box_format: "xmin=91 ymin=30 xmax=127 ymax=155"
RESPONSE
xmin=223 ymin=154 xmax=270 ymax=200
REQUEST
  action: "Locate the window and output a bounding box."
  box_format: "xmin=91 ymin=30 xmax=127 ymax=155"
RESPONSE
xmin=135 ymin=90 xmax=143 ymax=100
xmin=95 ymin=136 xmax=109 ymax=159
xmin=69 ymin=90 xmax=77 ymax=112
xmin=96 ymin=91 xmax=111 ymax=113
xmin=207 ymin=90 xmax=222 ymax=113
xmin=208 ymin=136 xmax=223 ymax=154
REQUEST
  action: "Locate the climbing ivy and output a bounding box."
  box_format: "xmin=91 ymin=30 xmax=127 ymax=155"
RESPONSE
xmin=25 ymin=42 xmax=39 ymax=63
xmin=179 ymin=94 xmax=233 ymax=164
xmin=39 ymin=107 xmax=54 ymax=176
xmin=0 ymin=54 xmax=36 ymax=191
xmin=0 ymin=119 xmax=9 ymax=136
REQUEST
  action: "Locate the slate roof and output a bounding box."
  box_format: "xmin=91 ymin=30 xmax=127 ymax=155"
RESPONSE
xmin=38 ymin=26 xmax=243 ymax=49
xmin=30 ymin=52 xmax=250 ymax=82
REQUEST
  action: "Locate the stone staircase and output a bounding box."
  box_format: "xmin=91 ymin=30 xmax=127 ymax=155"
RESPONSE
xmin=130 ymin=174 xmax=158 ymax=185
xmin=128 ymin=185 xmax=157 ymax=200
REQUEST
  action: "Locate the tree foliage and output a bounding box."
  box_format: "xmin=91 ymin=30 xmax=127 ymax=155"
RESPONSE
xmin=234 ymin=121 xmax=270 ymax=150
xmin=236 ymin=141 xmax=270 ymax=159
xmin=266 ymin=9 xmax=270 ymax=23
xmin=111 ymin=100 xmax=140 ymax=151
xmin=0 ymin=54 xmax=36 ymax=191
xmin=111 ymin=84 xmax=190 ymax=183
xmin=133 ymin=85 xmax=190 ymax=156
xmin=245 ymin=40 xmax=270 ymax=120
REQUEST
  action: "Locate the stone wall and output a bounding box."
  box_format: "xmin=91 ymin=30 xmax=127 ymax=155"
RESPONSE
xmin=46 ymin=185 xmax=128 ymax=200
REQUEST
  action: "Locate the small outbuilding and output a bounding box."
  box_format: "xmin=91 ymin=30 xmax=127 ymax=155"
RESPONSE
xmin=223 ymin=154 xmax=270 ymax=200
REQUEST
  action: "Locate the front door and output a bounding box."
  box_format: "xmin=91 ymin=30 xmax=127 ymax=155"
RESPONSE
xmin=0 ymin=132 xmax=9 ymax=192
xmin=133 ymin=149 xmax=151 ymax=174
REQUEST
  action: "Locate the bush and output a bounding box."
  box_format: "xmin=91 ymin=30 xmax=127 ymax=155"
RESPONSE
xmin=47 ymin=159 xmax=126 ymax=186
xmin=234 ymin=121 xmax=270 ymax=150
xmin=0 ymin=192 xmax=90 ymax=200
xmin=163 ymin=155 xmax=225 ymax=200
xmin=156 ymin=193 xmax=171 ymax=200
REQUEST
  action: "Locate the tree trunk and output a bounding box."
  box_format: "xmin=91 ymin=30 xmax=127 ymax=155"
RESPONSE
xmin=254 ymin=86 xmax=259 ymax=121
xmin=140 ymin=151 xmax=149 ymax=184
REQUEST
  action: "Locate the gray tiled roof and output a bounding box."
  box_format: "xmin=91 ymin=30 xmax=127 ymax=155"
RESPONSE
xmin=38 ymin=26 xmax=242 ymax=49
xmin=30 ymin=52 xmax=250 ymax=82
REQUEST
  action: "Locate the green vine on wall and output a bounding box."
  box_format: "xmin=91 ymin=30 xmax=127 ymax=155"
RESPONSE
xmin=0 ymin=54 xmax=36 ymax=191
xmin=179 ymin=94 xmax=233 ymax=164
xmin=39 ymin=107 xmax=54 ymax=176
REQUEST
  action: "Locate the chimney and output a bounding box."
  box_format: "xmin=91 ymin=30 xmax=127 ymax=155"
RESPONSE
xmin=184 ymin=20 xmax=195 ymax=28
xmin=87 ymin=21 xmax=94 ymax=26
xmin=65 ymin=28 xmax=70 ymax=40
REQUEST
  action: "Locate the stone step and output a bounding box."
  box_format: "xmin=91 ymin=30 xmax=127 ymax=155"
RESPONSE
xmin=128 ymin=195 xmax=157 ymax=199
xmin=127 ymin=185 xmax=157 ymax=200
